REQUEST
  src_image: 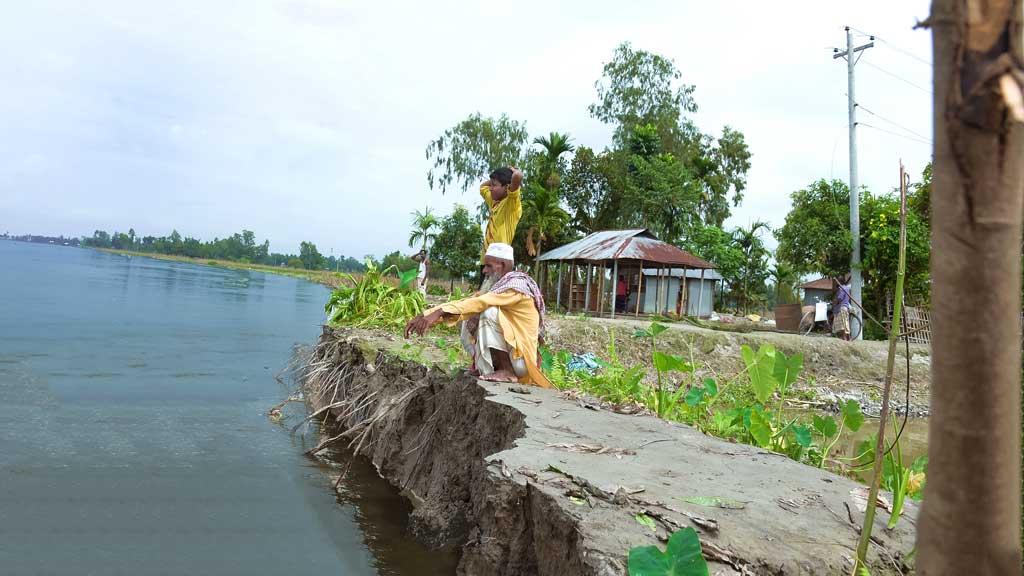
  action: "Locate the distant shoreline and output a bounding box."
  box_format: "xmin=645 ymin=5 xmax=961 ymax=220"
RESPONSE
xmin=95 ymin=248 xmax=348 ymax=289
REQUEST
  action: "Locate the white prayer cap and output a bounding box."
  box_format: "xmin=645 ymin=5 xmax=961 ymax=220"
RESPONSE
xmin=485 ymin=242 xmax=514 ymax=262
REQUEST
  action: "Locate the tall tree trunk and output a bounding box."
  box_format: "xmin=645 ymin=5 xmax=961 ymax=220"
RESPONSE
xmin=920 ymin=1 xmax=1023 ymax=573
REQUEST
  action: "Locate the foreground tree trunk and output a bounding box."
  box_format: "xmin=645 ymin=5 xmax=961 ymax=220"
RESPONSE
xmin=920 ymin=1 xmax=1023 ymax=573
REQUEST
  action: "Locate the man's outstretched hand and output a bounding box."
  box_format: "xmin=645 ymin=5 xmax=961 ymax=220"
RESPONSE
xmin=404 ymin=309 xmax=444 ymax=338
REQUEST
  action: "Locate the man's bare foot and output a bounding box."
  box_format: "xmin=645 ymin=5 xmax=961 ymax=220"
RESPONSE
xmin=480 ymin=370 xmax=518 ymax=383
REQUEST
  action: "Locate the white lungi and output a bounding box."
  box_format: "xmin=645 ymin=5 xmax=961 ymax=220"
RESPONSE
xmin=460 ymin=307 xmax=528 ymax=378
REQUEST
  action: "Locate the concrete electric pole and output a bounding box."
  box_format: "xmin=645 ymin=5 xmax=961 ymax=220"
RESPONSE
xmin=834 ymin=26 xmax=873 ymax=340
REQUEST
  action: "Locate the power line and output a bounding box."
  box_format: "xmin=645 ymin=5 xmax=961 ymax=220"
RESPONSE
xmin=855 ymin=102 xmax=933 ymax=142
xmin=858 ymin=122 xmax=933 ymax=146
xmin=860 ymin=59 xmax=933 ymax=94
xmin=849 ymin=27 xmax=932 ymax=67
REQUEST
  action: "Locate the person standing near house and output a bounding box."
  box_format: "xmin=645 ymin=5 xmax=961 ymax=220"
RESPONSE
xmin=479 ymin=167 xmax=524 ymax=268
xmin=832 ymin=273 xmax=853 ymax=341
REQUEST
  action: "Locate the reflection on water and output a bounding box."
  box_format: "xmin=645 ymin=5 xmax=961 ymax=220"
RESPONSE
xmin=0 ymin=242 xmax=454 ymax=575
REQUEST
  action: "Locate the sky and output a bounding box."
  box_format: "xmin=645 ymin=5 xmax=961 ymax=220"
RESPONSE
xmin=0 ymin=0 xmax=934 ymax=258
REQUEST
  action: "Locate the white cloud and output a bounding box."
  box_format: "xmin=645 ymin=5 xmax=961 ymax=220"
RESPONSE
xmin=0 ymin=0 xmax=934 ymax=258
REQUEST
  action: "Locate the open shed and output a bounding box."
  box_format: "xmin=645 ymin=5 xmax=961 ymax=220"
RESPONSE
xmin=536 ymin=229 xmax=717 ymax=319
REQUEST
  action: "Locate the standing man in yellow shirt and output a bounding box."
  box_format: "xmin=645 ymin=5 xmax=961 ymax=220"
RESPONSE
xmin=479 ymin=167 xmax=524 ymax=265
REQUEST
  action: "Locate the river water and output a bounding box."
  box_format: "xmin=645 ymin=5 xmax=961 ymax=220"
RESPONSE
xmin=0 ymin=241 xmax=457 ymax=575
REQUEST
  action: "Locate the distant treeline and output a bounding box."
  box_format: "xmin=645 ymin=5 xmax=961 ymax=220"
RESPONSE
xmin=80 ymin=229 xmax=367 ymax=272
xmin=1 ymin=233 xmax=81 ymax=246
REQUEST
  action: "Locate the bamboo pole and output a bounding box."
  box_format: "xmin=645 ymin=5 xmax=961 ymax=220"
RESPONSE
xmin=636 ymin=260 xmax=644 ymax=317
xmin=855 ymin=162 xmax=910 ymax=571
xmin=611 ymin=259 xmax=619 ymax=319
xmin=555 ymin=261 xmax=563 ymax=310
xmin=568 ymin=261 xmax=576 ymax=312
xmin=697 ymin=268 xmax=705 ymax=318
xmin=584 ymin=263 xmax=592 ymax=312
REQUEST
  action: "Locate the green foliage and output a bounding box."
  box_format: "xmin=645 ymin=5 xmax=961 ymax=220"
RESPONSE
xmin=286 ymin=257 xmax=304 ymax=269
xmin=532 ymin=131 xmax=575 ymax=190
xmin=769 ymin=262 xmax=800 ymax=306
xmin=299 ymin=241 xmax=325 ymax=270
xmin=325 ymin=260 xmax=425 ymax=329
xmin=730 ymin=221 xmax=771 ymax=313
xmin=627 ymin=527 xmax=709 ymax=576
xmin=775 ymin=179 xmax=853 ymax=278
xmin=425 ymin=112 xmax=529 ymax=196
xmin=740 ymin=344 xmax=777 ymax=404
xmin=521 ymin=183 xmax=570 ymax=260
xmin=426 ymin=284 xmax=448 ymax=297
xmin=409 ymin=207 xmax=439 ymax=251
xmin=381 ymin=251 xmax=417 ymax=276
xmin=430 ymin=205 xmax=483 ymax=284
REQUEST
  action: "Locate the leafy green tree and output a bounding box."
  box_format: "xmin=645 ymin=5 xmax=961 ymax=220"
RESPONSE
xmin=731 ymin=221 xmax=771 ymax=313
xmin=620 ymin=125 xmax=701 ymax=244
xmin=299 ymin=241 xmax=325 ymax=270
xmin=127 ymin=228 xmax=136 ymax=248
xmin=769 ymin=262 xmax=800 ymax=306
xmin=431 ymin=204 xmax=483 ymax=289
xmin=380 ymin=250 xmax=417 ymax=276
xmin=774 ymin=179 xmax=853 ymax=278
xmin=561 ymin=146 xmax=621 ymax=235
xmin=521 ymin=184 xmax=570 ymax=264
xmin=908 ymin=162 xmax=932 ymax=226
xmin=588 ymin=42 xmax=751 ymax=228
xmin=424 ymin=113 xmax=529 ymax=196
xmin=588 ymin=41 xmax=697 ymax=147
xmin=408 ymin=206 xmax=439 ymax=252
xmin=532 ymin=131 xmax=575 ymax=190
xmin=286 ymin=257 xmax=303 ymax=269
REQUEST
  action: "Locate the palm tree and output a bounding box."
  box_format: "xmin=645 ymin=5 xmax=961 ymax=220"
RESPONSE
xmin=532 ymin=132 xmax=575 ymax=190
xmin=731 ymin=221 xmax=771 ymax=314
xmin=408 ymin=206 xmax=439 ymax=252
xmin=769 ymin=261 xmax=799 ymax=305
xmin=522 ymin=185 xmax=569 ymax=269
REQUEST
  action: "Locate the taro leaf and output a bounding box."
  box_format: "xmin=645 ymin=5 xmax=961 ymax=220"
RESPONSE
xmin=771 ymin=351 xmax=803 ymax=394
xmin=812 ymin=414 xmax=838 ymax=438
xmin=748 ymin=409 xmax=772 ymax=448
xmin=635 ymin=513 xmax=658 ymax=532
xmin=682 ymin=496 xmax=747 ymax=510
xmin=627 ymin=527 xmax=709 ymax=576
xmin=540 ymin=346 xmax=554 ymax=372
xmin=398 ymin=267 xmax=419 ymax=291
xmin=793 ymin=424 xmax=813 ymax=448
xmin=633 ymin=328 xmax=652 ymax=339
xmin=703 ymin=378 xmax=718 ymax=398
xmin=653 ymin=351 xmax=690 ymax=374
xmin=741 ymin=344 xmax=778 ymax=404
xmin=856 ymin=566 xmax=872 ymax=576
xmin=649 ymin=322 xmax=669 ymax=337
xmin=684 ymin=385 xmax=705 ymax=407
xmin=841 ymin=399 xmax=865 ymax=432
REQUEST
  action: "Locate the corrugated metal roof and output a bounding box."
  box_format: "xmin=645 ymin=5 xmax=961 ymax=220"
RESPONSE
xmin=537 ymin=229 xmax=715 ymax=269
xmin=642 ymin=268 xmax=724 ymax=281
xmin=800 ymin=277 xmax=834 ymax=290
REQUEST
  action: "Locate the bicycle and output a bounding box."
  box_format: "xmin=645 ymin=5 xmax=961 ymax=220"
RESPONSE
xmin=798 ymin=301 xmax=862 ymax=340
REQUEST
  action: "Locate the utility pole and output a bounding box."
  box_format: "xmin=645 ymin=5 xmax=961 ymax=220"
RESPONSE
xmin=834 ymin=26 xmax=873 ymax=340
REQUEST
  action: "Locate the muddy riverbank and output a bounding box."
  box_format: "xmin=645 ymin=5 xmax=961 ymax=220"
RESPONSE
xmin=293 ymin=327 xmax=919 ymax=575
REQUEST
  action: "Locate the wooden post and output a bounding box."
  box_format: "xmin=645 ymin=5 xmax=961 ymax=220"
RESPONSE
xmin=697 ymin=268 xmax=706 ymax=318
xmin=611 ymin=259 xmax=619 ymax=319
xmin=584 ymin=263 xmax=592 ymax=312
xmin=918 ymin=1 xmax=1023 ymax=572
xmin=568 ymin=262 xmax=576 ymax=312
xmin=636 ymin=260 xmax=644 ymax=317
xmin=598 ymin=263 xmax=606 ymax=316
xmin=555 ymin=261 xmax=563 ymax=310
xmin=665 ymin=267 xmax=672 ymax=315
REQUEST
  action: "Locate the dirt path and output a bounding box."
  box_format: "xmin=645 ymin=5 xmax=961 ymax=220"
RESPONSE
xmin=296 ymin=328 xmax=918 ymax=575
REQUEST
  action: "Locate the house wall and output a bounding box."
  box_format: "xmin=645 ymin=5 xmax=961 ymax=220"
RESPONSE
xmin=686 ymin=279 xmax=717 ymax=317
xmin=642 ymin=277 xmax=681 ymax=315
xmin=802 ymin=288 xmax=832 ymax=306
